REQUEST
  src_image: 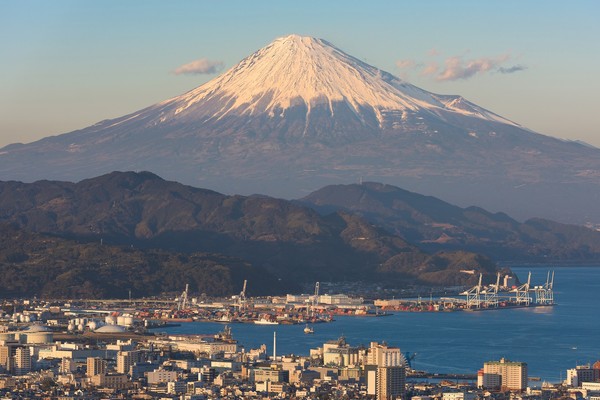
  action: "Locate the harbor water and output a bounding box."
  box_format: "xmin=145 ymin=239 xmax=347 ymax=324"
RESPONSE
xmin=161 ymin=266 xmax=600 ymax=382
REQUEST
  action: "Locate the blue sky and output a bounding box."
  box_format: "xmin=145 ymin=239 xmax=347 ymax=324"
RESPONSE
xmin=1 ymin=0 xmax=599 ymax=147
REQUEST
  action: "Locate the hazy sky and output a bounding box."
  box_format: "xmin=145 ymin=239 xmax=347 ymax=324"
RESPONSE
xmin=1 ymin=0 xmax=599 ymax=147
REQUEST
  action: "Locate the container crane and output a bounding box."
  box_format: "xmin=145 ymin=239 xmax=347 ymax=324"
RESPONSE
xmin=512 ymin=271 xmax=532 ymax=305
xmin=461 ymin=273 xmax=482 ymax=309
xmin=534 ymin=271 xmax=555 ymax=305
xmin=482 ymin=272 xmax=501 ymax=308
xmin=309 ymin=282 xmax=320 ymax=317
xmin=238 ymin=280 xmax=248 ymax=311
xmin=177 ymin=284 xmax=189 ymax=311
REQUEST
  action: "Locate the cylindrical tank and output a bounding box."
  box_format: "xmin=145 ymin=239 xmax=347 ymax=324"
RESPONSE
xmin=105 ymin=316 xmax=117 ymax=325
xmin=122 ymin=316 xmax=134 ymax=327
xmin=77 ymin=324 xmax=84 ymax=331
xmin=87 ymin=321 xmax=98 ymax=330
xmin=26 ymin=332 xmax=53 ymax=344
xmin=67 ymin=323 xmax=75 ymax=332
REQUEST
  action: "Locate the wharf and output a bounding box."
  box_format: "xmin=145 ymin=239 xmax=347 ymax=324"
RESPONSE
xmin=408 ymin=371 xmax=477 ymax=381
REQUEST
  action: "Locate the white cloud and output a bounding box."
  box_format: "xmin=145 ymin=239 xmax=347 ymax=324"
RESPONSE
xmin=397 ymin=49 xmax=527 ymax=82
xmin=396 ymin=59 xmax=416 ymax=69
xmin=173 ymin=58 xmax=224 ymax=75
xmin=436 ymin=55 xmax=509 ymax=81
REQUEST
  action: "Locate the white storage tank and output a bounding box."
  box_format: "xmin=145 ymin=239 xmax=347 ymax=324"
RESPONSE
xmin=26 ymin=332 xmax=53 ymax=344
xmin=105 ymin=316 xmax=117 ymax=325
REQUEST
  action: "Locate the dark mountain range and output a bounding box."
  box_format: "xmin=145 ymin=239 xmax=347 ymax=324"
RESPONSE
xmin=300 ymin=182 xmax=600 ymax=261
xmin=0 ymin=222 xmax=285 ymax=299
xmin=0 ymin=172 xmax=500 ymax=298
xmin=0 ymin=35 xmax=598 ymax=225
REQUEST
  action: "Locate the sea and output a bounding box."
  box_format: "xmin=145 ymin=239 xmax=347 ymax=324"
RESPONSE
xmin=160 ymin=266 xmax=600 ymax=383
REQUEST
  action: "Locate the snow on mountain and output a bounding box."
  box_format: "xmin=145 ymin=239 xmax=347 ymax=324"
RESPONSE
xmin=0 ymin=34 xmax=598 ymax=225
xmin=151 ymin=34 xmax=519 ymax=128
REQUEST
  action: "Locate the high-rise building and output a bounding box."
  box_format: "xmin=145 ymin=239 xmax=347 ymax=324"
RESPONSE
xmin=60 ymin=357 xmax=77 ymax=374
xmin=14 ymin=347 xmax=31 ymax=375
xmin=0 ymin=342 xmax=19 ymax=373
xmin=86 ymin=357 xmax=107 ymax=377
xmin=565 ymin=364 xmax=600 ymax=387
xmin=367 ymin=342 xmax=405 ymax=367
xmin=377 ymin=365 xmax=405 ymax=400
xmin=0 ymin=345 xmax=12 ymax=373
xmin=481 ymin=358 xmax=527 ymax=391
xmin=117 ymin=350 xmax=139 ymax=374
xmin=366 ymin=342 xmax=406 ymax=400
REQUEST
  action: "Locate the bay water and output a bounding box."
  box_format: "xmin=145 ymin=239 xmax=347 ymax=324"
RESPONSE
xmin=162 ymin=266 xmax=600 ymax=382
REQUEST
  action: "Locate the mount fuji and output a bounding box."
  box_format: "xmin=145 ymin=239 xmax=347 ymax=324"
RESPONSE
xmin=1 ymin=34 xmax=599 ymax=224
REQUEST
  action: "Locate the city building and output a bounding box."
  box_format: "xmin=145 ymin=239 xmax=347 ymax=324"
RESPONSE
xmin=377 ymin=365 xmax=405 ymax=400
xmin=566 ymin=364 xmax=600 ymax=387
xmin=14 ymin=347 xmax=31 ymax=375
xmin=480 ymin=358 xmax=528 ymax=391
xmin=86 ymin=357 xmax=107 ymax=377
xmin=147 ymin=369 xmax=178 ymax=385
xmin=60 ymin=357 xmax=77 ymax=374
xmin=0 ymin=342 xmax=18 ymax=373
xmin=322 ymin=337 xmax=363 ymax=367
xmin=199 ymin=366 xmax=217 ymax=384
xmin=443 ymin=392 xmax=478 ymax=400
xmin=116 ymin=350 xmax=139 ymax=374
xmin=366 ymin=342 xmax=406 ymax=400
xmin=252 ymin=365 xmax=289 ymax=383
xmin=90 ymin=373 xmax=129 ymax=389
xmin=318 ymin=294 xmax=363 ymax=305
xmin=167 ymin=380 xmax=187 ymax=394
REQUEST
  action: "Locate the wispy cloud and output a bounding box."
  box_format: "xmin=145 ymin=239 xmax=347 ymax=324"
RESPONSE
xmin=396 ymin=59 xmax=416 ymax=69
xmin=498 ymin=64 xmax=527 ymax=74
xmin=173 ymin=58 xmax=224 ymax=75
xmin=396 ymin=51 xmax=526 ymax=82
xmin=436 ymin=55 xmax=510 ymax=81
xmin=421 ymin=62 xmax=439 ymax=77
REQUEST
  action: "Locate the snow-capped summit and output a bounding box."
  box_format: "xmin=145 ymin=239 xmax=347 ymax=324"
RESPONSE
xmin=1 ymin=34 xmax=599 ymax=224
xmin=152 ymin=34 xmax=517 ymax=129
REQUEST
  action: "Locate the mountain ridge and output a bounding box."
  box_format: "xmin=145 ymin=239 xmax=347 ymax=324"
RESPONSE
xmin=299 ymin=182 xmax=600 ymax=261
xmin=0 ymin=34 xmax=598 ymax=224
xmin=0 ymin=171 xmax=501 ymax=295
